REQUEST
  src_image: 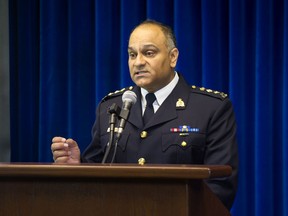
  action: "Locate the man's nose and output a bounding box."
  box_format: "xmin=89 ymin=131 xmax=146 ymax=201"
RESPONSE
xmin=134 ymin=54 xmax=146 ymax=66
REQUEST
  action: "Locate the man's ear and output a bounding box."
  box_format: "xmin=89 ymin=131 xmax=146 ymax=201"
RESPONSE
xmin=169 ymin=48 xmax=179 ymax=68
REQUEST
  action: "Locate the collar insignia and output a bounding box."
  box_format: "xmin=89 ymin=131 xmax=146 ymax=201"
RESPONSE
xmin=176 ymin=98 xmax=185 ymax=109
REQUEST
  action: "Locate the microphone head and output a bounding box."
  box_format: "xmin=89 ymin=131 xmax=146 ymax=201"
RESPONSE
xmin=122 ymin=90 xmax=137 ymax=105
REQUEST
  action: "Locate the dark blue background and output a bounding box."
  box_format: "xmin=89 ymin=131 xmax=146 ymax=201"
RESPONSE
xmin=9 ymin=0 xmax=288 ymax=215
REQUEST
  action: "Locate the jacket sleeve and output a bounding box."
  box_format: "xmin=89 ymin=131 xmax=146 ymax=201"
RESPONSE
xmin=204 ymin=98 xmax=239 ymax=210
xmin=81 ymin=104 xmax=105 ymax=163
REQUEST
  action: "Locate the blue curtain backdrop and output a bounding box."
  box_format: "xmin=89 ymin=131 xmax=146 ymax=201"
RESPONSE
xmin=8 ymin=0 xmax=288 ymax=215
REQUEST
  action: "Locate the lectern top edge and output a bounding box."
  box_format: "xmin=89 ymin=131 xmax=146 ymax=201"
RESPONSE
xmin=0 ymin=163 xmax=232 ymax=180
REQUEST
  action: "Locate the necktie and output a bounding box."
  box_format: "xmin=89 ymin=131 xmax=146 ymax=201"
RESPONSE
xmin=143 ymin=93 xmax=156 ymax=125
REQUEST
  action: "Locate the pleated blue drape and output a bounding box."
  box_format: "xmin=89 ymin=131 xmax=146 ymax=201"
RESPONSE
xmin=8 ymin=0 xmax=288 ymax=215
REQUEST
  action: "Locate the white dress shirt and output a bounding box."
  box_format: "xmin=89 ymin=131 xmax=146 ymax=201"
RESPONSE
xmin=141 ymin=72 xmax=179 ymax=115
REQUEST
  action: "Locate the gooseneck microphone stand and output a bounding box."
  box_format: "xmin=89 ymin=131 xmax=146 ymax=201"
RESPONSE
xmin=101 ymin=103 xmax=120 ymax=164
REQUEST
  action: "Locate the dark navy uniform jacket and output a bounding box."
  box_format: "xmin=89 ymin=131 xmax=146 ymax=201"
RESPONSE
xmin=82 ymin=73 xmax=238 ymax=210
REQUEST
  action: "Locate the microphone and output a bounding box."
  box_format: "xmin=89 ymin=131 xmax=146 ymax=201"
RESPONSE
xmin=103 ymin=91 xmax=137 ymax=164
xmin=117 ymin=90 xmax=137 ymax=136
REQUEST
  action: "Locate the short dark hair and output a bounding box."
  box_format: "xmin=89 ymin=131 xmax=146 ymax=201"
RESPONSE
xmin=131 ymin=19 xmax=177 ymax=50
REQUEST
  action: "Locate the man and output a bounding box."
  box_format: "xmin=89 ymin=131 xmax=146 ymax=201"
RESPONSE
xmin=51 ymin=20 xmax=238 ymax=209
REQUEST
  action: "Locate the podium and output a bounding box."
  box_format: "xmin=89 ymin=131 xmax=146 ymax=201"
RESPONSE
xmin=0 ymin=163 xmax=231 ymax=216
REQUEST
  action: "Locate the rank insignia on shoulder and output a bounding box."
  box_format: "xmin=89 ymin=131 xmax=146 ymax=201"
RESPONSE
xmin=176 ymin=98 xmax=185 ymax=109
xmin=101 ymin=86 xmax=134 ymax=102
xmin=191 ymin=85 xmax=228 ymax=100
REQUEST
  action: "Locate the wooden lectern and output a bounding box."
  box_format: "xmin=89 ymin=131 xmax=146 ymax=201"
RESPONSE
xmin=0 ymin=163 xmax=231 ymax=216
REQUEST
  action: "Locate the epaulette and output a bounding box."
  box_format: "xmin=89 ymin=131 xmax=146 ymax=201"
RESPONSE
xmin=101 ymin=86 xmax=134 ymax=102
xmin=191 ymin=85 xmax=228 ymax=100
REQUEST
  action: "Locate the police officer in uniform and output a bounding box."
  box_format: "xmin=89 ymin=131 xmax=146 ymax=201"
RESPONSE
xmin=51 ymin=20 xmax=238 ymax=210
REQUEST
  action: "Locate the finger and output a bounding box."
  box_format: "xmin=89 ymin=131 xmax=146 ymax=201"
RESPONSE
xmin=66 ymin=138 xmax=78 ymax=148
xmin=54 ymin=156 xmax=70 ymax=163
xmin=53 ymin=150 xmax=71 ymax=160
xmin=51 ymin=142 xmax=69 ymax=152
xmin=52 ymin=137 xmax=66 ymax=143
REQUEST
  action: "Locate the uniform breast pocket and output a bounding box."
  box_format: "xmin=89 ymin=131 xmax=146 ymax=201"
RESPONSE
xmin=161 ymin=133 xmax=206 ymax=164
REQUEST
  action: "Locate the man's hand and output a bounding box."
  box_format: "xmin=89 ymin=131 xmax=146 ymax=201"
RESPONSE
xmin=51 ymin=137 xmax=81 ymax=163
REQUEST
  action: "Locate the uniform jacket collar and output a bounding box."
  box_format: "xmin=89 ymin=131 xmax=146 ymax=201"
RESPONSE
xmin=128 ymin=73 xmax=191 ymax=129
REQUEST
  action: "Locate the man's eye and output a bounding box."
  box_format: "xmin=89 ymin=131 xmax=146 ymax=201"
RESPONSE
xmin=145 ymin=51 xmax=155 ymax=57
xmin=129 ymin=52 xmax=136 ymax=58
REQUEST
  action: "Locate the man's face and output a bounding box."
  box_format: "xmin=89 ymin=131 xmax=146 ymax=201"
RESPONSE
xmin=128 ymin=24 xmax=179 ymax=92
